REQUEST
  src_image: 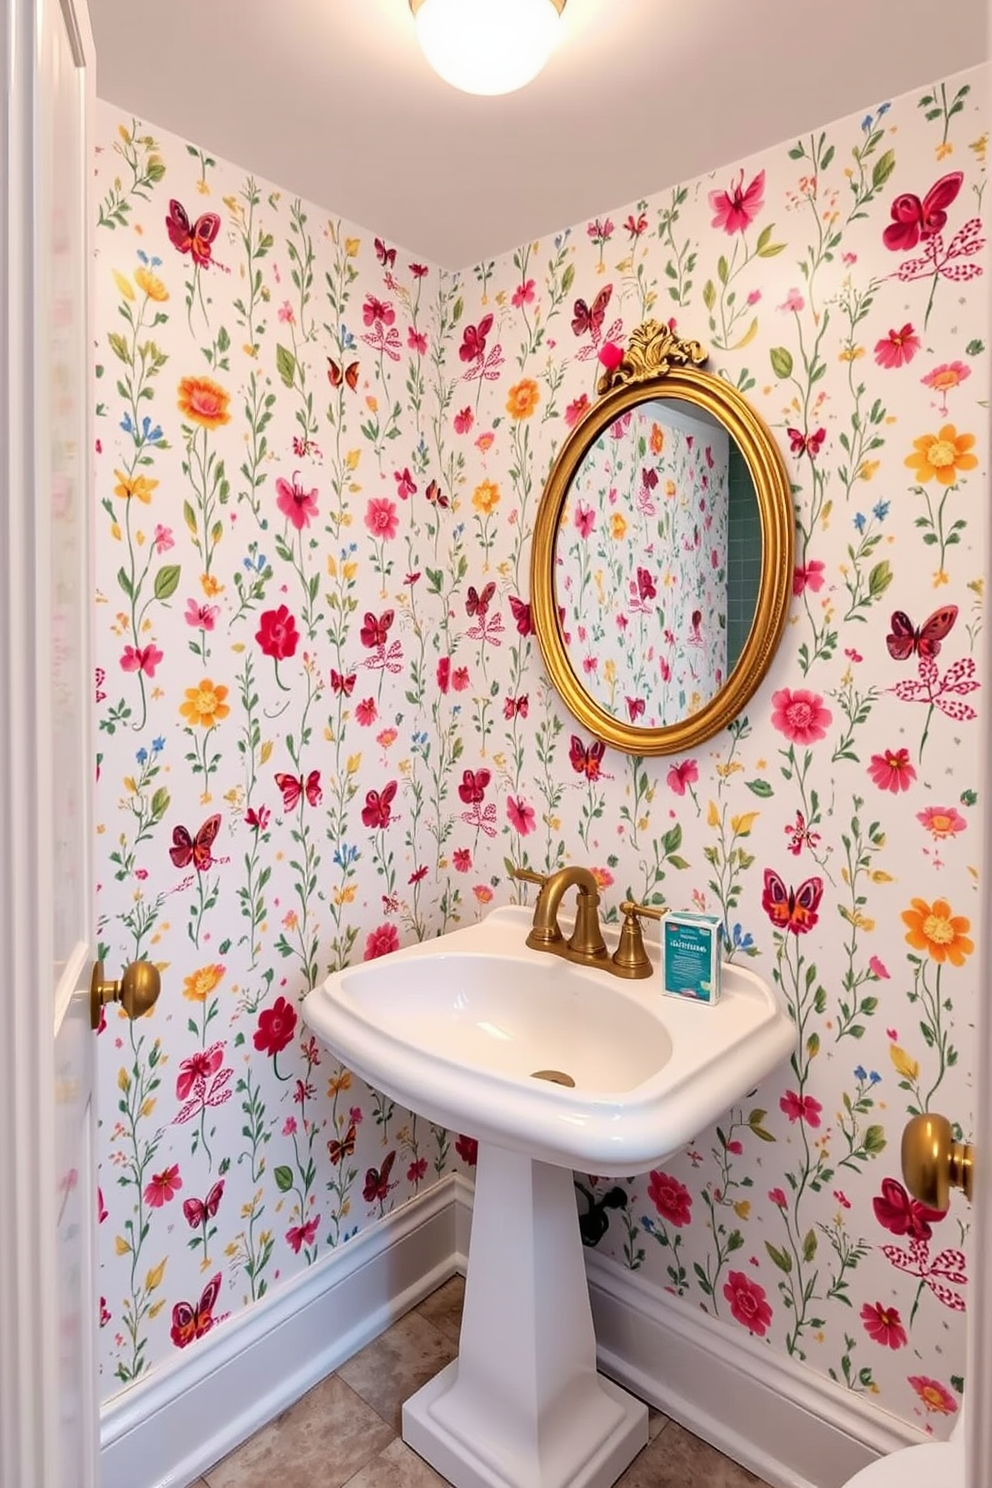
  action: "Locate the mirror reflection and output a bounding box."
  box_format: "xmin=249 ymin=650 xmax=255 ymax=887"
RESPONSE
xmin=553 ymin=398 xmax=761 ymax=729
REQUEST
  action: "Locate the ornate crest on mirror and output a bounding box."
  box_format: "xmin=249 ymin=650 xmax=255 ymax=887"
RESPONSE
xmin=530 ymin=321 xmax=794 ymax=756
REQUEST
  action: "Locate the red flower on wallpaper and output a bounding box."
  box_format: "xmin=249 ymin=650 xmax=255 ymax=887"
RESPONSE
xmin=867 ymin=748 xmax=917 ymax=793
xmin=144 ymin=1164 xmax=183 ymax=1208
xmin=860 ymin=1302 xmax=907 ymax=1349
xmin=275 ymin=471 xmax=319 ymax=529
xmin=722 ymin=1270 xmax=773 ymax=1336
xmin=174 ymin=1043 xmax=233 ymax=1124
xmin=874 ymin=323 xmax=921 ymax=368
xmin=647 ymin=1170 xmax=693 ymax=1228
xmin=455 ymin=1134 xmax=478 ymax=1167
xmin=285 ymin=1217 xmax=319 ymax=1254
xmin=666 ymin=759 xmax=698 ymax=796
xmin=255 ymin=604 xmax=300 ymax=661
xmin=709 ymin=169 xmax=765 ymax=235
xmin=364 ymin=923 xmax=399 ymax=961
xmin=907 ymin=1375 xmax=959 ymax=1415
xmin=779 ymin=1090 xmax=823 ymax=1127
xmin=873 ymin=1177 xmax=945 ymax=1240
xmin=770 ymin=687 xmax=832 ymax=745
xmin=176 ymin=1044 xmax=225 ymax=1102
xmin=253 ymin=996 xmax=298 ymax=1058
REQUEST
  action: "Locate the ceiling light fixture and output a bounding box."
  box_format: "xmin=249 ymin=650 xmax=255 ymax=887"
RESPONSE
xmin=409 ymin=0 xmax=567 ymax=97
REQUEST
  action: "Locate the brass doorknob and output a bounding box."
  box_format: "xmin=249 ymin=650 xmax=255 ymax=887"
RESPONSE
xmin=901 ymin=1112 xmax=974 ymax=1209
xmin=90 ymin=959 xmax=161 ymax=1030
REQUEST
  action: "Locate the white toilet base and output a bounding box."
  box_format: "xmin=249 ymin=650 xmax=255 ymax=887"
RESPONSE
xmin=844 ymin=1436 xmax=963 ymax=1487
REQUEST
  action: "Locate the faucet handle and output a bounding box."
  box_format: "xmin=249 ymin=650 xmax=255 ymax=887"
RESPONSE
xmin=612 ymin=900 xmax=669 ymax=980
xmin=510 ymin=865 xmax=548 ymax=888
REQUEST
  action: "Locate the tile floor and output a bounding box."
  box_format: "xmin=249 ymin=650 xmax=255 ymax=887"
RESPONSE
xmin=199 ymin=1276 xmax=771 ymax=1488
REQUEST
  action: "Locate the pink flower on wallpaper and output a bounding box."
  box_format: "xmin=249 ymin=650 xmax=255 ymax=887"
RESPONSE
xmin=451 ymin=666 xmax=470 ymax=691
xmin=245 ymin=804 xmax=270 ymax=832
xmin=253 ymin=997 xmax=298 ymax=1058
xmin=722 ymin=1270 xmax=772 ymax=1336
xmin=793 ymin=560 xmax=825 ymax=596
xmin=455 ymin=1134 xmax=478 ymax=1166
xmin=453 ymin=848 xmax=472 ymax=873
xmin=364 ymin=923 xmax=399 ymax=960
xmin=355 ymin=697 xmax=378 ymax=726
xmin=410 ymin=263 xmax=429 ymax=279
xmin=873 ymin=1178 xmax=945 ymax=1240
xmin=768 ymin=1188 xmax=788 ymax=1208
xmin=666 ymin=759 xmax=698 ymax=795
xmin=407 ymin=327 xmax=427 ymax=354
xmin=408 ymin=1158 xmax=428 ymax=1184
xmin=153 ymin=524 xmax=174 ymax=553
xmin=186 ymin=598 xmax=219 ymax=629
xmin=255 ymin=605 xmax=300 ymax=661
xmin=436 ymin=657 xmax=451 ymax=694
xmin=285 ymin=1217 xmax=319 ymax=1254
xmin=506 ymin=795 xmax=536 ymax=835
xmin=917 ymin=804 xmax=967 ymax=839
xmin=362 ymin=294 xmax=395 ymax=327
xmin=276 ymin=471 xmax=319 ymax=529
xmin=779 ymin=288 xmax=805 ymax=313
xmin=565 ymin=394 xmax=590 ymax=427
xmin=364 ymin=497 xmax=398 ymax=539
xmin=770 ymin=688 xmax=832 ymax=744
xmin=874 ymin=323 xmax=921 ymax=368
xmin=779 ymin=1090 xmax=823 ymax=1127
xmin=574 ymin=502 xmax=595 ymax=537
xmin=709 ymin=169 xmax=765 ymax=234
xmin=647 ymin=1170 xmax=692 ymax=1227
xmin=861 ymin=1302 xmax=907 ymax=1349
xmin=144 ymin=1164 xmax=182 ymax=1208
xmin=921 ymin=360 xmax=970 ymax=414
xmin=393 ymin=467 xmax=417 ymax=500
xmin=120 ymin=643 xmax=163 ymax=677
xmin=867 ymin=748 xmax=917 ymax=793
xmin=597 ymin=341 xmax=624 ymax=371
xmin=869 ymin=955 xmax=890 ymax=979
xmin=176 ymin=1044 xmax=225 ymax=1101
xmin=278 ymin=301 xmax=295 ymax=324
xmin=907 ymin=1376 xmax=959 ymax=1415
xmin=454 ymin=407 xmax=474 ymax=434
xmin=512 ymin=279 xmax=536 ymax=307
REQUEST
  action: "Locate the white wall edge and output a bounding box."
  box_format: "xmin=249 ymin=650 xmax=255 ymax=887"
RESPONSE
xmin=100 ymin=1174 xmax=465 ymax=1488
xmin=586 ymin=1251 xmax=931 ymax=1488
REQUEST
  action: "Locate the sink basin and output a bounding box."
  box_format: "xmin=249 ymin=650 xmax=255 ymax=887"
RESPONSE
xmin=302 ymin=903 xmax=793 ymax=1176
xmin=303 ymin=901 xmax=794 ymax=1488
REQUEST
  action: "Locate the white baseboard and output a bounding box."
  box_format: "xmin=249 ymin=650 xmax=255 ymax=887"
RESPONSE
xmin=99 ymin=1174 xmax=470 ymax=1488
xmin=99 ymin=1175 xmax=929 ymax=1488
xmin=585 ymin=1253 xmax=930 ymax=1488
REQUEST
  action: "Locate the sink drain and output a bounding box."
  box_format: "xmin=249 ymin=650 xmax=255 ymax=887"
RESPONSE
xmin=531 ymin=1068 xmax=576 ymax=1088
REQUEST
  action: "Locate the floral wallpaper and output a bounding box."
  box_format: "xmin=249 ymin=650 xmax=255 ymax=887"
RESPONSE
xmin=558 ymin=398 xmax=731 ymax=725
xmin=94 ymin=64 xmax=986 ymax=1439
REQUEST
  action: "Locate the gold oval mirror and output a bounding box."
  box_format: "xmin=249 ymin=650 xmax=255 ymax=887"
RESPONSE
xmin=530 ymin=322 xmax=794 ymax=756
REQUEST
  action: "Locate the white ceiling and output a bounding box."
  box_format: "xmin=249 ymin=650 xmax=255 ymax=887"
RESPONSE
xmin=89 ymin=0 xmax=987 ymax=269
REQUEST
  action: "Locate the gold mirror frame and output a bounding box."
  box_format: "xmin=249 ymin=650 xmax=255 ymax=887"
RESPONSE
xmin=530 ymin=322 xmax=794 ymax=756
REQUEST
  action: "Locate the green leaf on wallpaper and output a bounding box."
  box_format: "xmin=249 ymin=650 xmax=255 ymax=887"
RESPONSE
xmin=425 ymin=567 xmax=443 ymax=595
xmin=117 ymin=565 xmax=134 ymax=599
xmin=787 ymin=143 xmax=805 ymax=161
xmin=154 ymin=564 xmax=181 ymax=601
xmin=727 ymin=1230 xmax=744 ymax=1253
xmin=863 ymin=1125 xmax=887 ymax=1156
xmin=662 ymin=823 xmax=682 ymax=856
xmin=561 ymin=264 xmax=575 ymax=296
xmin=802 ymin=1228 xmax=818 ymax=1263
xmin=747 ymin=1109 xmax=775 ymax=1142
xmin=745 ymin=778 xmax=774 ymax=798
xmin=756 ymin=224 xmax=786 ymax=258
xmin=211 ymin=521 xmax=224 ymax=547
xmin=276 ymin=343 xmax=297 ymax=389
xmin=107 ymin=332 xmax=130 ymax=363
xmin=702 ymin=280 xmax=716 ymax=312
xmin=183 ymin=499 xmax=197 ymax=536
xmin=769 ymin=347 xmax=793 ymax=380
xmin=820 ymin=144 xmax=835 ymax=171
xmin=274 ymin=1165 xmax=294 ymax=1193
xmin=150 ymin=787 xmax=170 ymax=822
xmin=668 ymin=856 xmax=689 ymax=870
xmin=871 ymin=150 xmax=897 ymax=190
xmin=452 ymin=296 xmax=464 ymax=324
xmin=765 ymin=1241 xmax=792 ymax=1274
xmin=716 ymin=255 xmax=729 ymax=286
xmin=806 ymin=1032 xmax=820 ymax=1059
xmin=868 ymin=560 xmax=893 ymax=598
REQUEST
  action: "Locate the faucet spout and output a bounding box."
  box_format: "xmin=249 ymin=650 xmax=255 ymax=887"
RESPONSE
xmin=527 ymin=866 xmax=608 ymax=963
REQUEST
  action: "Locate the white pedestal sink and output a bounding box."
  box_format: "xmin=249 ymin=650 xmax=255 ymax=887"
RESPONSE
xmin=303 ymin=905 xmax=794 ymax=1488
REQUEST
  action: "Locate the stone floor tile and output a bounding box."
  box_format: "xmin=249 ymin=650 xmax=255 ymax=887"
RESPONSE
xmin=343 ymin=1436 xmax=448 ymax=1488
xmin=337 ymin=1310 xmax=458 ymax=1434
xmin=616 ymin=1421 xmax=771 ymax=1488
xmin=414 ymin=1275 xmax=465 ymax=1346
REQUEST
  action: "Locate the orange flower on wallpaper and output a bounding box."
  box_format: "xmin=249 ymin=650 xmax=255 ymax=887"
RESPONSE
xmin=135 ymin=265 xmax=169 ymax=302
xmin=113 ymin=469 xmax=159 ymax=504
xmin=904 ymin=424 xmax=978 ymax=486
xmin=472 ymin=479 xmax=501 ymax=515
xmin=179 ymin=679 xmax=230 ymax=728
xmin=505 ymin=378 xmax=539 ymax=419
xmin=182 ymin=964 xmax=225 ymax=1002
xmin=177 ymin=374 xmax=231 ymax=429
xmin=901 ymin=897 xmax=974 ymax=966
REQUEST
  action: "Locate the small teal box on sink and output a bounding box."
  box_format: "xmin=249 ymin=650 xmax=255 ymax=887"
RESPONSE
xmin=662 ymin=912 xmax=722 ymax=1004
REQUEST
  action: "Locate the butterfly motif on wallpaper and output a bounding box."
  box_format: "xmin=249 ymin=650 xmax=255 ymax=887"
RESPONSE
xmin=374 ymin=236 xmax=396 ymax=269
xmin=465 ymin=582 xmax=496 ymax=619
xmin=424 ymin=478 xmax=449 ymax=509
xmin=363 ymin=1151 xmax=396 ymax=1205
xmin=275 ymin=770 xmax=322 ymax=810
xmin=883 ymin=172 xmax=963 ymax=253
xmin=762 ymin=870 xmax=823 ymax=935
xmin=786 ymin=426 xmax=825 ymax=459
xmin=165 ymin=200 xmax=222 ymax=267
xmin=361 ymin=781 xmax=397 ymax=830
xmin=508 ymin=595 xmax=533 ymax=637
xmin=169 ymin=814 xmax=221 ymax=872
xmin=328 ymin=1123 xmax=357 ymax=1166
xmin=569 ymin=735 xmax=606 ymax=782
xmin=327 ymin=356 xmax=360 ymax=392
xmin=330 ymin=668 xmax=357 ymax=697
xmin=170 ymin=1272 xmax=226 ymax=1350
xmin=360 ymin=608 xmax=404 ymax=674
xmin=626 ymin=697 xmax=646 ymax=722
xmin=182 ymin=1180 xmax=224 ymax=1231
xmin=571 ymin=285 xmax=612 ymax=340
xmin=886 ymin=605 xmax=957 ymax=661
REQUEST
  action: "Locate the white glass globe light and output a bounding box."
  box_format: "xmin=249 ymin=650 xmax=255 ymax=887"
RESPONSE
xmin=412 ymin=0 xmax=565 ymax=96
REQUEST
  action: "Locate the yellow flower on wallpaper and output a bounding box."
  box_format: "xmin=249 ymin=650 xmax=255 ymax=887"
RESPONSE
xmin=179 ymin=679 xmax=230 ymax=728
xmin=473 ymin=479 xmax=501 ymax=515
xmin=135 ymin=265 xmax=169 ymax=301
xmin=610 ymin=512 xmax=627 ymax=540
xmin=177 ymin=374 xmax=232 ymax=429
xmin=113 ymin=269 xmax=136 ymax=301
xmin=506 ymin=379 xmax=539 ymax=419
xmin=889 ymin=1044 xmax=919 ymax=1082
xmin=901 ymin=897 xmax=974 ymax=967
xmin=182 ymin=963 xmax=225 ymax=1002
xmin=904 ymin=425 xmax=978 ymax=486
xmin=113 ymin=469 xmax=159 ymax=504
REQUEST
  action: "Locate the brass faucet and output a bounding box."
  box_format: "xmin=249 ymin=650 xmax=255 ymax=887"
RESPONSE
xmin=511 ymin=867 xmax=667 ymax=979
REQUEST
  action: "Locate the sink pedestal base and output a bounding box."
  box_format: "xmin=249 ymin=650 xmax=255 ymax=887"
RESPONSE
xmin=402 ymin=1144 xmax=648 ymax=1488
